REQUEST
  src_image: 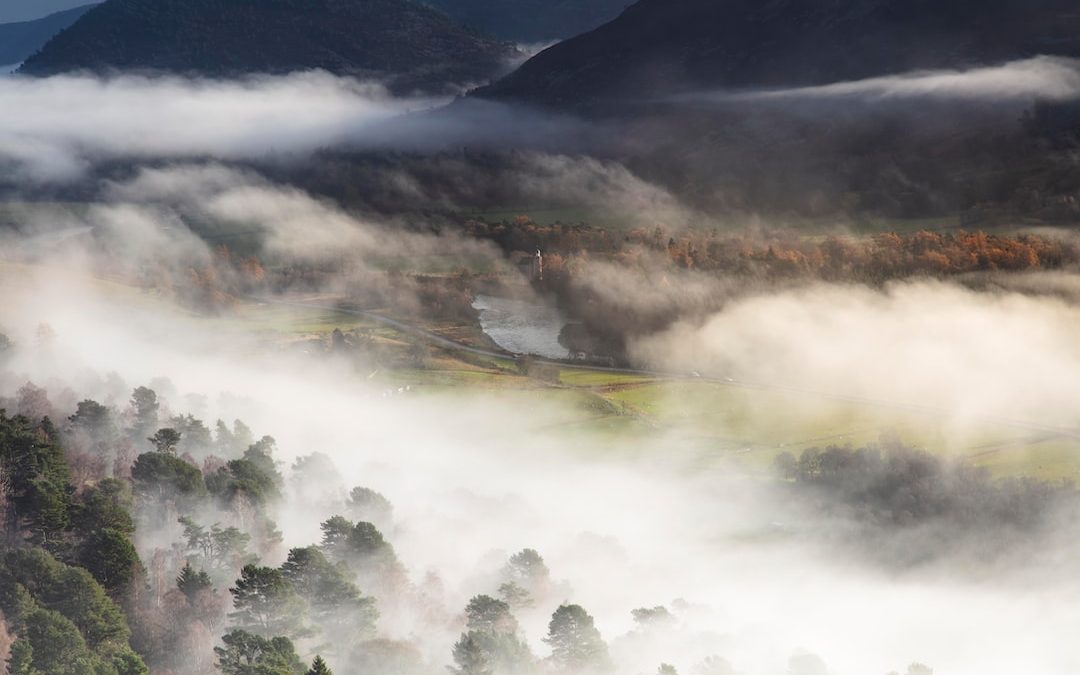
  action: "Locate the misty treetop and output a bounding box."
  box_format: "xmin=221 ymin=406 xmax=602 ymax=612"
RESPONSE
xmin=452 ymin=594 xmax=534 ymax=675
xmin=0 ymin=379 xmax=1055 ymax=675
xmin=545 ymin=604 xmax=612 ymax=673
xmin=306 ymin=655 xmax=333 ymax=675
xmin=0 ymin=548 xmax=146 ymax=675
xmin=229 ymin=564 xmax=308 ymax=638
xmin=0 ymin=385 xmax=302 ymax=674
xmin=774 ymin=443 xmax=1078 ymax=566
xmin=214 ymin=629 xmax=305 ymax=675
xmin=280 ymin=546 xmax=377 ymax=634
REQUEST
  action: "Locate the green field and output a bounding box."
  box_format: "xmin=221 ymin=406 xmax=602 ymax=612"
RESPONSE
xmin=4 ymin=258 xmax=1075 ymax=482
xmin=223 ymin=294 xmax=1080 ymax=482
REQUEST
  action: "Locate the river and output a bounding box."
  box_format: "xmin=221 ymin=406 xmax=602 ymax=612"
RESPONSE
xmin=472 ymin=293 xmax=569 ymax=359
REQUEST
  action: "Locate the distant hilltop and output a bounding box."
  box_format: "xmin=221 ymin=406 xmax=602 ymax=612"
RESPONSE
xmin=0 ymin=4 xmax=97 ymax=67
xmin=0 ymin=0 xmax=97 ymax=23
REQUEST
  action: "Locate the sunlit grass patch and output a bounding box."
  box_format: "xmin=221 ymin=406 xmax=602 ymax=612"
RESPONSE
xmin=558 ymin=370 xmax=657 ymax=387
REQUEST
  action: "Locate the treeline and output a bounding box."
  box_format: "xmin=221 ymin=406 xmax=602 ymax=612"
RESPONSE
xmin=0 ymin=380 xmax=969 ymax=674
xmin=773 ymin=443 xmax=1077 ymax=565
xmin=0 ymin=383 xmax=300 ymax=674
xmin=0 ymin=411 xmax=147 ymax=675
xmin=120 ymin=240 xmax=479 ymax=324
xmin=467 ymin=218 xmax=1080 ymax=282
xmin=0 ymin=382 xmax=675 ymax=675
xmin=462 ymin=219 xmax=1080 ymax=360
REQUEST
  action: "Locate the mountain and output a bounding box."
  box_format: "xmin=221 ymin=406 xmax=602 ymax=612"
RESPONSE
xmin=0 ymin=0 xmax=95 ymax=23
xmin=0 ymin=4 xmax=98 ymax=66
xmin=465 ymin=0 xmax=1080 ymax=220
xmin=422 ymin=0 xmax=631 ymax=42
xmin=479 ymin=0 xmax=1080 ymax=109
xmin=19 ymin=0 xmax=519 ymax=93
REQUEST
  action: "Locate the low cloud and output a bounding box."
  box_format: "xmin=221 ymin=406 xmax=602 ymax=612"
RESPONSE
xmin=2 ymin=264 xmax=1079 ymax=675
xmin=0 ymin=72 xmax=600 ymax=183
xmin=631 ymin=279 xmax=1080 ymax=437
xmin=682 ymin=56 xmax=1080 ymax=103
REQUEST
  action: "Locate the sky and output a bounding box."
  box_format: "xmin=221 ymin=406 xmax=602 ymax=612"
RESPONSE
xmin=0 ymin=0 xmax=97 ymax=23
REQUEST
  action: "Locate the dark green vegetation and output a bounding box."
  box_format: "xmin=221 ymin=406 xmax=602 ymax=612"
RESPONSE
xmin=0 ymin=4 xmax=97 ymax=66
xmin=775 ymin=443 xmax=1077 ymax=565
xmin=20 ymin=0 xmax=519 ymax=93
xmin=0 ymin=378 xmax=625 ymax=674
xmin=0 ymin=412 xmax=146 ymax=675
xmin=424 ymin=0 xmax=630 ymax=42
xmin=0 ymin=392 xmax=367 ymax=674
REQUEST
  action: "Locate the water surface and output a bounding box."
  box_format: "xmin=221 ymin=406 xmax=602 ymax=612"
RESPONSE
xmin=473 ymin=293 xmax=568 ymax=359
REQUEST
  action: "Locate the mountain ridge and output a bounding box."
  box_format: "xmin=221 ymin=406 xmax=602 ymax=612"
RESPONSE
xmin=0 ymin=4 xmax=98 ymax=67
xmin=422 ymin=0 xmax=631 ymax=42
xmin=0 ymin=0 xmax=95 ymax=23
xmin=478 ymin=0 xmax=1080 ymax=110
xmin=20 ymin=0 xmax=520 ymax=94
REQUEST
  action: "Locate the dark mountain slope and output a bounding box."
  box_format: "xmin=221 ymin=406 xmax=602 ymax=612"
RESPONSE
xmin=0 ymin=0 xmax=94 ymax=23
xmin=423 ymin=0 xmax=631 ymax=42
xmin=20 ymin=0 xmax=519 ymax=93
xmin=479 ymin=0 xmax=1080 ymax=109
xmin=0 ymin=4 xmax=98 ymax=66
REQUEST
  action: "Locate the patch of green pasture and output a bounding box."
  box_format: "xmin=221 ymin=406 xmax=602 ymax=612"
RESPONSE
xmin=601 ymin=379 xmax=1068 ymax=475
xmin=558 ymin=370 xmax=658 ymax=387
xmin=227 ymin=302 xmax=377 ymax=335
xmin=385 ymin=367 xmax=529 ymax=389
xmin=965 ymin=439 xmax=1080 ymax=483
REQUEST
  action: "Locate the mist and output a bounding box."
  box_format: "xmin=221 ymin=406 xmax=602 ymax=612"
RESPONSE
xmin=631 ymin=279 xmax=1080 ymax=435
xmin=686 ymin=57 xmax=1080 ymax=103
xmin=3 ymin=258 xmax=1080 ymax=675
xmin=1 ymin=34 xmax=1079 ymax=675
xmin=0 ymin=72 xmax=603 ymax=183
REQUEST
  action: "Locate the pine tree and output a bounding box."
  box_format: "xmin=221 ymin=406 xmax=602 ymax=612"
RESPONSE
xmin=215 ymin=630 xmax=303 ymax=675
xmin=451 ymin=633 xmax=492 ymax=675
xmin=147 ymin=428 xmax=182 ymax=454
xmin=306 ymin=655 xmax=334 ymax=675
xmin=545 ymin=604 xmax=611 ymax=672
xmin=176 ymin=562 xmax=213 ymax=602
xmin=228 ymin=564 xmax=306 ymax=637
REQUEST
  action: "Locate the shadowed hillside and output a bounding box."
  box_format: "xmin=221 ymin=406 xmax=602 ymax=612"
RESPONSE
xmin=20 ymin=0 xmax=520 ymax=93
xmin=480 ymin=0 xmax=1080 ymax=109
xmin=423 ymin=0 xmax=631 ymax=42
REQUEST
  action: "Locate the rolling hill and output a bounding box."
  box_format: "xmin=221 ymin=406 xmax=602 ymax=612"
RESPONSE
xmin=479 ymin=0 xmax=1080 ymax=109
xmin=0 ymin=4 xmax=98 ymax=67
xmin=19 ymin=0 xmax=520 ymax=93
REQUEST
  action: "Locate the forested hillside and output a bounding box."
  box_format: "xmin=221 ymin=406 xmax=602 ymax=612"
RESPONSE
xmin=20 ymin=0 xmax=519 ymax=93
xmin=480 ymin=0 xmax=1080 ymax=108
xmin=0 ymin=0 xmax=94 ymax=23
xmin=423 ymin=0 xmax=630 ymax=42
